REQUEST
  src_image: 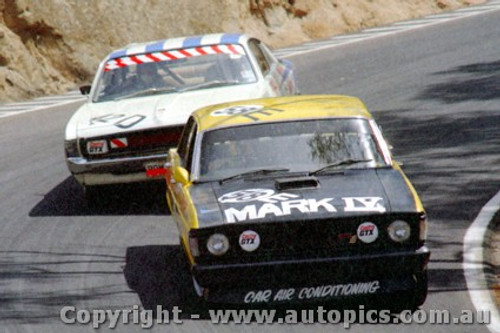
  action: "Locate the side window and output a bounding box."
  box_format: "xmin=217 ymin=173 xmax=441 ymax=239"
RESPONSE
xmin=184 ymin=127 xmax=197 ymax=173
xmin=177 ymin=117 xmax=197 ymax=165
xmin=248 ymin=39 xmax=271 ymax=75
xmin=259 ymin=43 xmax=277 ymax=63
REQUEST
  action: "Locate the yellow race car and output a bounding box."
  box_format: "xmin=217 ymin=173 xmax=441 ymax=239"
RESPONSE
xmin=164 ymin=95 xmax=430 ymax=308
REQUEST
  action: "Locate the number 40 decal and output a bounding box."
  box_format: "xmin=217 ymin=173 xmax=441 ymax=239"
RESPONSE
xmin=90 ymin=114 xmax=146 ymax=129
xmin=115 ymin=115 xmax=146 ymax=128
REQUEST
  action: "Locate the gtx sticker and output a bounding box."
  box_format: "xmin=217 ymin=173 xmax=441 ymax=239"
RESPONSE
xmin=357 ymin=222 xmax=378 ymax=243
xmin=239 ymin=230 xmax=260 ymax=252
xmin=244 ymin=280 xmax=380 ymax=304
xmin=219 ymin=189 xmax=385 ymax=223
xmin=219 ymin=189 xmax=298 ymax=204
xmin=87 ymin=140 xmax=108 ymax=154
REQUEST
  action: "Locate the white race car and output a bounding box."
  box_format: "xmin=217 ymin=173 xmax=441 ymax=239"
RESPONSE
xmin=64 ymin=33 xmax=298 ymax=198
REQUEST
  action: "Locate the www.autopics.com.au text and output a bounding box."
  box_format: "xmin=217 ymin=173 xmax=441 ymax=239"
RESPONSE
xmin=60 ymin=305 xmax=491 ymax=328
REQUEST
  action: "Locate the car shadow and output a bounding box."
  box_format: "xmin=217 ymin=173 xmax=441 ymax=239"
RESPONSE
xmin=123 ymin=245 xmax=208 ymax=318
xmin=29 ymin=177 xmax=170 ymax=216
xmin=123 ymin=245 xmax=471 ymax=322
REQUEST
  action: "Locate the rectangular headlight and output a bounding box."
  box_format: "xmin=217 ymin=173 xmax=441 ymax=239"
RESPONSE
xmin=189 ymin=236 xmax=200 ymax=257
xmin=419 ymin=213 xmax=428 ymax=243
xmin=64 ymin=139 xmax=79 ymax=158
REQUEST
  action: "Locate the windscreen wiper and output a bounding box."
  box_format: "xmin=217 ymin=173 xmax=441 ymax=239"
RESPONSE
xmin=180 ymin=80 xmax=239 ymax=93
xmin=114 ymin=87 xmax=179 ymax=100
xmin=220 ymin=167 xmax=290 ymax=184
xmin=309 ymin=159 xmax=373 ymax=176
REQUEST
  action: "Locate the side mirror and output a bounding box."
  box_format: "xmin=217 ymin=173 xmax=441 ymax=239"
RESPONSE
xmin=79 ymin=85 xmax=91 ymax=95
xmin=278 ymin=58 xmax=293 ymax=68
xmin=173 ymin=167 xmax=190 ymax=185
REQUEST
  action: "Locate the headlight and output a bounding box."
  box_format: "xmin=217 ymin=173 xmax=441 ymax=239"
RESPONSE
xmin=387 ymin=220 xmax=411 ymax=242
xmin=64 ymin=139 xmax=79 ymax=158
xmin=207 ymin=233 xmax=229 ymax=256
xmin=189 ymin=236 xmax=199 ymax=257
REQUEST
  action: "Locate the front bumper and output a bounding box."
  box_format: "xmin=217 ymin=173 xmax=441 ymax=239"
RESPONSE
xmin=66 ymin=153 xmax=167 ymax=186
xmin=192 ymin=246 xmax=430 ymax=304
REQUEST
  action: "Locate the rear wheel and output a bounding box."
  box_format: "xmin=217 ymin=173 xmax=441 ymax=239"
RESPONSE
xmin=83 ymin=185 xmax=111 ymax=208
xmin=83 ymin=185 xmax=100 ymax=208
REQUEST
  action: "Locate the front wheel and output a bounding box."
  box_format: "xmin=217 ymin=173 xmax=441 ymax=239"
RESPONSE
xmin=142 ymin=248 xmax=197 ymax=314
xmin=411 ymin=270 xmax=428 ymax=308
xmin=384 ymin=271 xmax=428 ymax=313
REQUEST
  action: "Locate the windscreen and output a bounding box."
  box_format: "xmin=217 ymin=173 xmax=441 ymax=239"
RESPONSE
xmin=198 ymin=118 xmax=389 ymax=181
xmin=93 ymin=44 xmax=257 ymax=102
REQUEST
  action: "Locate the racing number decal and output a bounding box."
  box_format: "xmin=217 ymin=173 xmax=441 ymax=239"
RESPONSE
xmin=115 ymin=115 xmax=146 ymax=129
xmin=90 ymin=113 xmax=146 ymax=129
xmin=90 ymin=113 xmax=124 ymax=125
xmin=211 ymin=105 xmax=264 ymax=117
xmin=211 ymin=105 xmax=284 ymax=121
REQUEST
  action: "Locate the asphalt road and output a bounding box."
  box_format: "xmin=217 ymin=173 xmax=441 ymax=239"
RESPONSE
xmin=1 ymin=8 xmax=499 ymax=333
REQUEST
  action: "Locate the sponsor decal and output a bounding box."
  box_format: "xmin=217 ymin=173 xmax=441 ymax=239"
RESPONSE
xmin=104 ymin=44 xmax=245 ymax=71
xmin=243 ymin=280 xmax=380 ymax=303
xmin=211 ymin=105 xmax=264 ymax=117
xmin=219 ymin=189 xmax=298 ymax=203
xmin=87 ymin=140 xmax=108 ymax=154
xmin=210 ymin=105 xmax=284 ymax=121
xmin=110 ymin=137 xmax=128 ymax=148
xmin=343 ymin=197 xmax=386 ymax=213
xmin=218 ymin=189 xmax=385 ymax=223
xmin=338 ymin=232 xmax=357 ymax=244
xmin=144 ymin=161 xmax=166 ymax=178
xmin=239 ymin=230 xmax=260 ymax=252
xmin=89 ymin=113 xmax=146 ymax=129
xmin=357 ymin=222 xmax=379 ymax=243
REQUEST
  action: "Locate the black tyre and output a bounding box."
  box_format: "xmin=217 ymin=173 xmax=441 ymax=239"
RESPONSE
xmin=83 ymin=185 xmax=103 ymax=208
xmin=384 ymin=271 xmax=428 ymax=313
xmin=129 ymin=247 xmax=196 ymax=314
xmin=411 ymin=270 xmax=429 ymax=308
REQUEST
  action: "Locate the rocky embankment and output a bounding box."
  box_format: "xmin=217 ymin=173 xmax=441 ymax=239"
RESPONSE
xmin=0 ymin=0 xmax=484 ymax=102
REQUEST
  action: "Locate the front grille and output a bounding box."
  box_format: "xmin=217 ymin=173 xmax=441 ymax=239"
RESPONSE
xmin=80 ymin=126 xmax=184 ymax=160
xmin=194 ymin=213 xmax=421 ymax=265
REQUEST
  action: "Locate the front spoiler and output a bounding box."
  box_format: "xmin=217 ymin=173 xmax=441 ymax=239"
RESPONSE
xmin=193 ymin=247 xmax=430 ymax=304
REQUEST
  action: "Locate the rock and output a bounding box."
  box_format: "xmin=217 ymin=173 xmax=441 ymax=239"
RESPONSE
xmin=0 ymin=0 xmax=486 ymax=102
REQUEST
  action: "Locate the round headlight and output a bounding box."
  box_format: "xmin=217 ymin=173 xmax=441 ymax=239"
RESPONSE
xmin=388 ymin=220 xmax=411 ymax=242
xmin=207 ymin=233 xmax=229 ymax=256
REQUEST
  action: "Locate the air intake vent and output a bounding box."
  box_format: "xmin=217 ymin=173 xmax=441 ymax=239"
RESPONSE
xmin=275 ymin=176 xmax=319 ymax=191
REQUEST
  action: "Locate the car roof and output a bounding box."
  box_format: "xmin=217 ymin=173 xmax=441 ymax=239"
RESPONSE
xmin=192 ymin=95 xmax=374 ymax=132
xmin=105 ymin=33 xmax=249 ymax=61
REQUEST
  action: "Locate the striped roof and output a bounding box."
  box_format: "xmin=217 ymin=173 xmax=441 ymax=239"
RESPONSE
xmin=105 ymin=33 xmax=247 ymax=61
xmin=192 ymin=95 xmax=374 ymax=132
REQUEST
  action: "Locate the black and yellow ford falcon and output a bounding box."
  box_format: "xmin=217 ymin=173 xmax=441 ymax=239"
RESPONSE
xmin=164 ymin=95 xmax=430 ymax=308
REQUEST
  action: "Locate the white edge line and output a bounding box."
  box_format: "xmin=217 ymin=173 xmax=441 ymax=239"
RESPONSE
xmin=463 ymin=190 xmax=500 ymax=333
xmin=282 ymin=4 xmax=500 ymax=58
xmin=0 ymin=98 xmax=85 ymax=119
